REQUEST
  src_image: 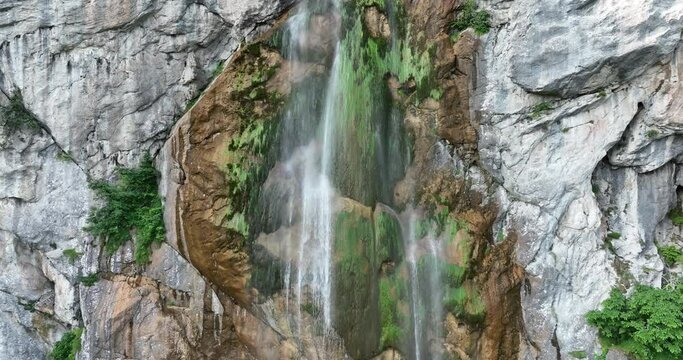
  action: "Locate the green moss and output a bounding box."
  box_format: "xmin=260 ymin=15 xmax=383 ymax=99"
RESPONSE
xmin=333 ymin=210 xmax=383 ymax=357
xmin=530 ymin=101 xmax=554 ymax=118
xmin=379 ymin=275 xmax=407 ymax=349
xmin=62 ymin=249 xmax=83 ymax=264
xmin=568 ymin=350 xmax=588 ymax=359
xmin=50 ymin=328 xmax=82 ymax=360
xmin=78 ymin=273 xmax=99 ymax=287
xmin=0 ymin=91 xmax=41 ymax=136
xmin=450 ymin=0 xmax=491 ymax=36
xmin=222 ymin=48 xmax=285 ymax=244
xmin=375 ymin=210 xmax=404 ymax=263
xmin=85 ymin=154 xmax=165 ymax=264
xmin=645 ymin=130 xmax=659 ymax=139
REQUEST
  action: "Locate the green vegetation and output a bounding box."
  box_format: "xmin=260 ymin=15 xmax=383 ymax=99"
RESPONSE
xmin=56 ymin=150 xmax=73 ymax=162
xmin=50 ymin=328 xmax=82 ymax=360
xmin=451 ymin=0 xmax=491 ymax=35
xmin=224 ymin=45 xmax=284 ymax=240
xmin=568 ymin=350 xmax=588 ymax=359
xmin=212 ymin=61 xmax=224 ymax=78
xmin=429 ymin=88 xmax=443 ymax=100
xmin=607 ymin=232 xmax=621 ymax=240
xmin=78 ymin=273 xmax=99 ymax=287
xmin=598 ymin=89 xmax=607 ymax=98
xmin=586 ymin=284 xmax=683 ymax=360
xmin=0 ymin=92 xmax=40 ymax=135
xmin=62 ymin=248 xmax=83 ymax=264
xmin=668 ymin=209 xmax=683 ymax=226
xmin=85 ymin=154 xmax=165 ymax=264
xmin=379 ymin=276 xmax=404 ymax=348
xmin=530 ymin=101 xmax=554 ymax=118
xmin=357 ymin=0 xmax=385 ymax=7
xmin=21 ymin=300 xmax=37 ymax=312
xmin=645 ymin=130 xmax=659 ymax=139
xmin=658 ymin=245 xmax=683 ymax=267
xmin=301 ymin=302 xmax=321 ymax=317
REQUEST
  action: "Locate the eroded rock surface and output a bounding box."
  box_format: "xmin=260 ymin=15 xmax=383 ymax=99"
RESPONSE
xmin=477 ymin=0 xmax=683 ymax=358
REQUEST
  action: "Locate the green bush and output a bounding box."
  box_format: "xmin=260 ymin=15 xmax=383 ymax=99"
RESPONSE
xmin=78 ymin=273 xmax=99 ymax=287
xmin=451 ymin=0 xmax=491 ymax=35
xmin=62 ymin=248 xmax=83 ymax=264
xmin=658 ymin=245 xmax=683 ymax=267
xmin=0 ymin=92 xmax=40 ymax=134
xmin=645 ymin=130 xmax=659 ymax=139
xmin=51 ymin=328 xmax=82 ymax=360
xmin=607 ymin=232 xmax=621 ymax=240
xmin=668 ymin=209 xmax=683 ymax=226
xmin=586 ymin=284 xmax=683 ymax=360
xmin=85 ymin=154 xmax=165 ymax=264
xmin=531 ymin=101 xmax=553 ymax=118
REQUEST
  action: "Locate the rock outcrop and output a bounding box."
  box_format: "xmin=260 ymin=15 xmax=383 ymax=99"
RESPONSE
xmin=476 ymin=0 xmax=683 ymax=358
xmin=0 ymin=0 xmax=292 ymax=358
xmin=1 ymin=0 xmax=682 ymax=358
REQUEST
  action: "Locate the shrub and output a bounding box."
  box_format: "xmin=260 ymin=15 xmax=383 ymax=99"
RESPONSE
xmin=645 ymin=130 xmax=659 ymax=139
xmin=56 ymin=150 xmax=73 ymax=162
xmin=0 ymin=91 xmax=40 ymax=134
xmin=607 ymin=232 xmax=621 ymax=240
xmin=658 ymin=245 xmax=683 ymax=267
xmin=51 ymin=328 xmax=82 ymax=360
xmin=586 ymin=284 xmax=683 ymax=360
xmin=62 ymin=248 xmax=83 ymax=264
xmin=85 ymin=154 xmax=165 ymax=264
xmin=531 ymin=101 xmax=553 ymax=118
xmin=668 ymin=209 xmax=683 ymax=226
xmin=78 ymin=273 xmax=99 ymax=287
xmin=451 ymin=0 xmax=491 ymax=35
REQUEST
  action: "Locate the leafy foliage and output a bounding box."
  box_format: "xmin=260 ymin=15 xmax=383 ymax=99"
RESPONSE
xmin=0 ymin=91 xmax=40 ymax=134
xmin=451 ymin=0 xmax=491 ymax=35
xmin=62 ymin=248 xmax=83 ymax=264
xmin=645 ymin=130 xmax=659 ymax=139
xmin=586 ymin=284 xmax=683 ymax=360
xmin=51 ymin=328 xmax=83 ymax=360
xmin=531 ymin=101 xmax=554 ymax=118
xmin=668 ymin=209 xmax=683 ymax=226
xmin=78 ymin=273 xmax=99 ymax=287
xmin=658 ymin=245 xmax=683 ymax=267
xmin=607 ymin=232 xmax=621 ymax=240
xmin=85 ymin=154 xmax=165 ymax=264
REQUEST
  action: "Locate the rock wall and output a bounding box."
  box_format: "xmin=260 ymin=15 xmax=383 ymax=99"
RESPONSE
xmin=1 ymin=0 xmax=682 ymax=359
xmin=476 ymin=0 xmax=683 ymax=358
xmin=0 ymin=0 xmax=292 ymax=358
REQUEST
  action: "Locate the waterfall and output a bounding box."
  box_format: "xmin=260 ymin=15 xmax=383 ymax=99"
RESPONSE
xmin=279 ymin=0 xmax=341 ymax=339
xmin=254 ymin=0 xmax=460 ymax=358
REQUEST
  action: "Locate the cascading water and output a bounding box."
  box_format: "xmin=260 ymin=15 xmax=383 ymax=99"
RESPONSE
xmin=250 ymin=0 xmax=478 ymax=358
xmin=278 ymin=0 xmax=342 ymax=341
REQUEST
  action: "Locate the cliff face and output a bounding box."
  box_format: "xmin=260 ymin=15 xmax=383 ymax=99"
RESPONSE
xmin=0 ymin=0 xmax=682 ymax=359
xmin=477 ymin=0 xmax=683 ymax=357
xmin=0 ymin=0 xmax=291 ymax=358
